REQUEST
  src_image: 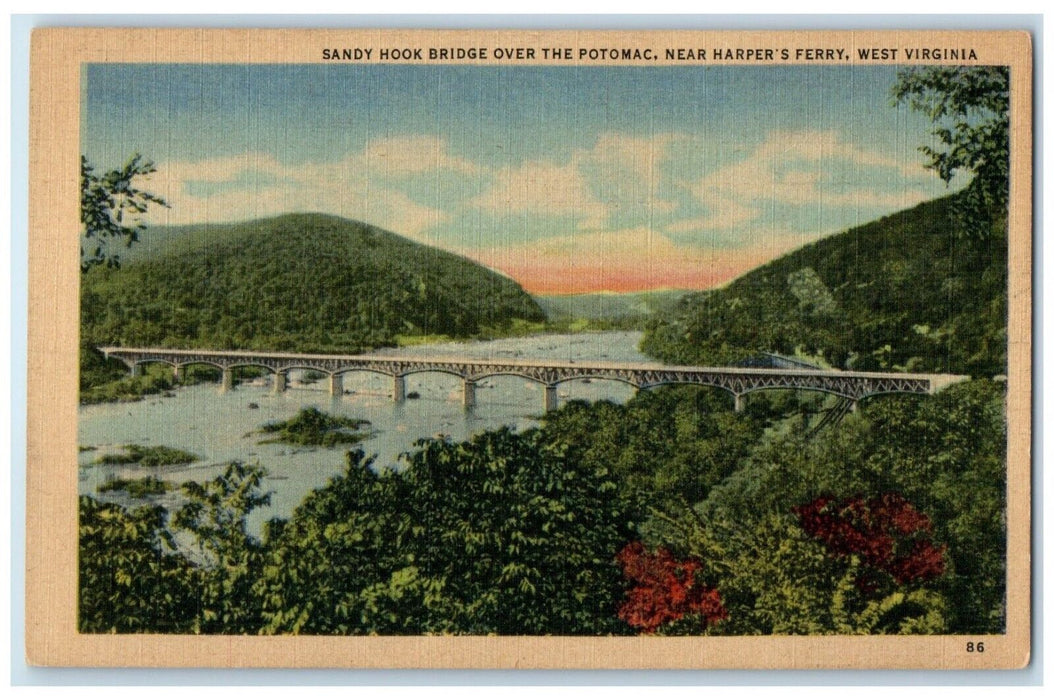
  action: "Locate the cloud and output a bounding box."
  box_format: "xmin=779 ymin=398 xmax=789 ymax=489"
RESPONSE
xmin=589 ymin=132 xmax=681 ymax=179
xmin=363 ymin=136 xmax=481 ymax=177
xmin=151 ymin=131 xmax=687 ymax=242
xmin=154 ymin=152 xmax=285 ymax=185
xmin=470 ymin=160 xmax=609 ymax=229
xmin=470 ymin=132 xmax=681 ymax=231
xmin=666 ymin=195 xmax=755 ymax=233
xmin=678 ymin=129 xmax=946 ymax=234
xmin=147 ymin=136 xmax=473 ymax=238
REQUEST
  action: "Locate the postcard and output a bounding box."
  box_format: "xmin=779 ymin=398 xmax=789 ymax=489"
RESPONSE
xmin=26 ymin=27 xmax=1032 ymax=669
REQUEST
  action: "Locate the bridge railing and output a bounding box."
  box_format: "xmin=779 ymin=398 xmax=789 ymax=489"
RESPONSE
xmin=99 ymin=346 xmax=971 ymax=412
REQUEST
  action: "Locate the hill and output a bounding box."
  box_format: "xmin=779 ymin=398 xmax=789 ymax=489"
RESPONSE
xmin=536 ymin=290 xmax=688 ymax=323
xmin=81 ymin=213 xmax=545 ymax=353
xmin=640 ymin=194 xmax=1007 ymax=378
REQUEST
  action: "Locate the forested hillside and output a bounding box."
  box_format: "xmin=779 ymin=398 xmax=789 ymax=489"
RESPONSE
xmin=642 ymin=194 xmax=1007 ymax=378
xmin=81 ymin=213 xmax=545 ymax=353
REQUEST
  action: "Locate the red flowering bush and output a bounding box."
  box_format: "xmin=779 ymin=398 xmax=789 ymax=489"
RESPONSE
xmin=793 ymin=493 xmax=947 ymax=587
xmin=616 ymin=541 xmax=727 ymax=633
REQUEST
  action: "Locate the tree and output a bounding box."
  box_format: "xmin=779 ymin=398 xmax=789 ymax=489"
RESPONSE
xmin=173 ymin=462 xmax=271 ymax=634
xmin=78 ymin=497 xmax=198 ymax=633
xmin=616 ymin=541 xmax=726 ymax=634
xmin=706 ymin=513 xmax=949 ymax=635
xmin=396 ymin=429 xmax=636 ymax=635
xmin=793 ymin=493 xmax=947 ymax=590
xmin=257 ymin=430 xmax=637 ymax=635
xmin=892 ymin=66 xmax=1009 ymax=237
xmin=253 ymin=451 xmax=421 ymax=635
xmin=81 ymin=153 xmax=169 ymax=270
xmin=78 ymin=463 xmax=272 ymax=634
xmin=539 ymin=387 xmax=765 ymax=538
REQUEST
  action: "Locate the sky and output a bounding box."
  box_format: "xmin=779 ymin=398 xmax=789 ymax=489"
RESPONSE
xmin=82 ymin=63 xmax=964 ymax=294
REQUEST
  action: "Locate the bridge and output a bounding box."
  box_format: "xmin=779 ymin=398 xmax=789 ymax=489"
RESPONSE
xmin=100 ymin=346 xmax=970 ymax=413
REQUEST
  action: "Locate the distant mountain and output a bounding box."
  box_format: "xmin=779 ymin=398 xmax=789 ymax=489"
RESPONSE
xmin=81 ymin=213 xmax=545 ymax=353
xmin=535 ymin=290 xmax=689 ymax=322
xmin=641 ymin=194 xmax=1007 ymax=378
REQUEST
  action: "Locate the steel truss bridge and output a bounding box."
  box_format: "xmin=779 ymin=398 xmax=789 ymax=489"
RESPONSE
xmin=100 ymin=346 xmax=969 ymax=412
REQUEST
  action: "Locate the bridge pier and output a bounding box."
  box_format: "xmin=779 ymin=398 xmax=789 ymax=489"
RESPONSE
xmin=543 ymin=384 xmax=559 ymax=412
xmin=220 ymin=367 xmax=234 ymax=393
xmin=272 ymin=371 xmax=287 ymax=394
xmin=101 ymin=348 xmax=966 ymax=414
xmin=329 ymin=373 xmax=344 ymax=397
xmin=171 ymin=365 xmax=181 ymax=382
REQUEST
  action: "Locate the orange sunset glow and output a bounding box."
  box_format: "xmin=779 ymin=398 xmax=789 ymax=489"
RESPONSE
xmin=468 ymin=232 xmax=806 ymax=295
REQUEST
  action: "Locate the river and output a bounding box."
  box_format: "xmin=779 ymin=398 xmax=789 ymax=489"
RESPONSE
xmin=78 ymin=331 xmax=649 ymax=529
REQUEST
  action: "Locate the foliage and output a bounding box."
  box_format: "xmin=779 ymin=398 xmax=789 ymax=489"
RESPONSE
xmin=97 ymin=476 xmax=175 ymax=498
xmin=258 ymin=430 xmax=636 ymax=635
xmin=533 ymin=290 xmax=689 ymax=331
xmin=79 ymin=342 xmax=129 ymax=389
xmin=78 ymin=365 xmax=176 ymax=404
xmin=79 ymin=463 xmax=271 ymax=634
xmin=94 ymin=443 xmax=199 ymax=467
xmin=80 ymin=212 xmax=545 ymax=356
xmin=616 ymin=541 xmax=726 ymax=634
xmin=695 ymin=379 xmax=1005 ymax=634
xmin=892 ymin=66 xmax=1010 ymax=237
xmin=257 ymin=407 xmax=372 ymax=447
xmin=641 ymin=195 xmax=1007 ymax=377
xmin=79 ymin=342 xmax=179 ymax=404
xmin=855 ymin=380 xmax=1007 ymax=634
xmin=252 ymin=451 xmax=436 ymax=635
xmin=76 ymin=381 xmax=1004 ymax=636
xmin=78 ymin=497 xmax=197 ymax=633
xmin=79 ymin=430 xmax=637 ymax=635
xmin=537 ymin=383 xmax=976 ymax=635
xmin=172 ymin=462 xmax=271 ymax=634
xmin=81 ymin=154 xmax=169 ymax=271
xmin=394 ymin=429 xmax=635 ymax=634
xmin=706 ymin=513 xmax=948 ymax=635
xmin=793 ymin=493 xmax=947 ymax=587
xmin=540 ymin=387 xmax=767 ymax=528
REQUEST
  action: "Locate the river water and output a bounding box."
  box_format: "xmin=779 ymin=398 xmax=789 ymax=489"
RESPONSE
xmin=78 ymin=331 xmax=649 ymax=529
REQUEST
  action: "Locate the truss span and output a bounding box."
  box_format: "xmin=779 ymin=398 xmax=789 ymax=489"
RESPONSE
xmin=100 ymin=346 xmax=969 ymax=410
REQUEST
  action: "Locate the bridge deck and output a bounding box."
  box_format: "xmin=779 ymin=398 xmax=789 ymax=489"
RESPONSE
xmin=100 ymin=345 xmax=970 ymax=401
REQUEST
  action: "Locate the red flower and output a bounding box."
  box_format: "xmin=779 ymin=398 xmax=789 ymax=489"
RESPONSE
xmin=793 ymin=493 xmax=947 ymax=587
xmin=616 ymin=541 xmax=727 ymax=633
